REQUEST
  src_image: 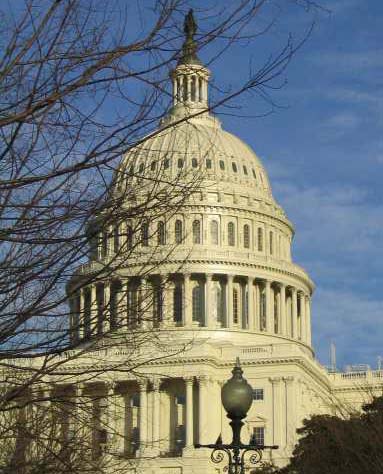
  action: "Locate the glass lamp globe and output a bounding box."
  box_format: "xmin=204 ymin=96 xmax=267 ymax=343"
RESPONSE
xmin=221 ymin=357 xmax=253 ymax=420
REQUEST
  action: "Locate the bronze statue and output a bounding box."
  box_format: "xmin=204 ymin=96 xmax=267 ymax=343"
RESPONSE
xmin=179 ymin=9 xmax=200 ymax=65
xmin=184 ymin=9 xmax=197 ymax=41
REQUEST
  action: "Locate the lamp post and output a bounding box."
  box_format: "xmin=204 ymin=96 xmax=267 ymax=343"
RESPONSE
xmin=195 ymin=358 xmax=278 ymax=474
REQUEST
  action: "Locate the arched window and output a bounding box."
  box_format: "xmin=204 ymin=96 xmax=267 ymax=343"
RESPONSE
xmin=192 ymin=285 xmax=203 ymax=324
xmin=150 ymin=161 xmax=156 ymax=171
xmin=228 ymin=222 xmax=235 ymax=246
xmin=232 ymin=162 xmax=238 ymax=173
xmin=175 ymin=220 xmax=183 ymax=244
xmin=243 ymin=224 xmax=250 ymax=249
xmin=164 ymin=158 xmax=170 ymax=169
xmin=192 ymin=219 xmax=201 ymax=244
xmin=192 ymin=158 xmax=198 ymax=168
xmin=252 ymin=169 xmax=257 ymax=179
xmin=157 ymin=221 xmax=166 ymax=245
xmin=126 ymin=225 xmax=133 ymax=250
xmin=219 ymin=160 xmax=225 ymax=170
xmin=269 ymin=231 xmax=273 ymax=255
xmin=233 ymin=288 xmax=239 ymax=324
xmin=177 ymin=158 xmax=184 ymax=169
xmin=210 ymin=221 xmax=219 ymax=245
xmin=206 ymin=159 xmax=212 ymax=169
xmin=243 ymin=165 xmax=248 ymax=175
xmin=138 ymin=163 xmax=144 ymax=173
xmin=141 ymin=222 xmax=149 ymax=247
xmin=257 ymin=227 xmax=263 ymax=252
xmin=173 ymin=283 xmax=182 ymax=323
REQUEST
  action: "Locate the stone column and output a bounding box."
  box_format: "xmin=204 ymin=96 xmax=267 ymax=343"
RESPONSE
xmin=140 ymin=278 xmax=151 ymax=329
xmin=163 ymin=276 xmax=174 ymax=327
xmin=265 ymin=280 xmax=273 ymax=333
xmin=284 ymin=376 xmax=296 ymax=451
xmin=68 ymin=296 xmax=77 ymax=344
xmin=104 ymin=382 xmax=119 ymax=452
xmin=254 ymin=283 xmax=260 ymax=331
xmin=152 ymin=379 xmax=161 ymax=454
xmin=280 ymin=284 xmax=287 ymax=336
xmin=291 ymin=288 xmax=298 ymax=339
xmin=248 ymin=277 xmax=255 ymax=331
xmin=138 ymin=381 xmax=148 ymax=455
xmin=300 ymin=292 xmax=306 ymax=342
xmin=205 ymin=274 xmax=213 ymax=328
xmin=184 ymin=274 xmax=192 ymax=327
xmin=226 ymin=275 xmax=234 ymax=329
xmin=306 ymin=297 xmax=312 ymax=346
xmin=78 ymin=288 xmax=85 ymax=339
xmin=103 ymin=282 xmax=111 ymax=333
xmin=90 ymin=284 xmax=97 ymax=335
xmin=269 ymin=377 xmax=283 ymax=449
xmin=184 ymin=377 xmax=194 ymax=452
xmin=198 ymin=377 xmax=209 ymax=445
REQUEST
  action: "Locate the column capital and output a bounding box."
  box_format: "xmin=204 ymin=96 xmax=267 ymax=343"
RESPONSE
xmin=205 ymin=273 xmax=213 ymax=282
xmin=184 ymin=376 xmax=194 ymax=385
xmin=137 ymin=379 xmax=148 ymax=391
xmin=105 ymin=381 xmax=118 ymax=394
xmin=227 ymin=274 xmax=234 ymax=282
xmin=198 ymin=375 xmax=209 ymax=385
xmin=269 ymin=376 xmax=282 ymax=384
xmin=152 ymin=378 xmax=161 ymax=391
xmin=283 ymin=376 xmax=294 ymax=384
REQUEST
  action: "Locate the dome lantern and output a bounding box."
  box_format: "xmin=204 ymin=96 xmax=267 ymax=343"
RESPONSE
xmin=170 ymin=10 xmax=210 ymax=113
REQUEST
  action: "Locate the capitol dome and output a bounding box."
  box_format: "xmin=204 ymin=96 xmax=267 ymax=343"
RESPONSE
xmin=68 ymin=11 xmax=314 ymax=353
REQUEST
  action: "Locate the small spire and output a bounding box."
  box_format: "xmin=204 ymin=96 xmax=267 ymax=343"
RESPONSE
xmin=178 ymin=9 xmax=201 ymax=65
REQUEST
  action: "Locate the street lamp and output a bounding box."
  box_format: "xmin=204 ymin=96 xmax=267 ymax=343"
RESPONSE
xmin=195 ymin=358 xmax=278 ymax=474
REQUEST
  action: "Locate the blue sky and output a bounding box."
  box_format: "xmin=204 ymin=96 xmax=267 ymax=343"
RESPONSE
xmin=203 ymin=0 xmax=383 ymax=369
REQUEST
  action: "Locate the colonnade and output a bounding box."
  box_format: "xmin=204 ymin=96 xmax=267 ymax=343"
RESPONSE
xmin=50 ymin=377 xmax=214 ymax=459
xmin=69 ymin=274 xmax=312 ymax=346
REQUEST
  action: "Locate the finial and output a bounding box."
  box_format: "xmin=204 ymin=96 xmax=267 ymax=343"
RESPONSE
xmin=178 ymin=9 xmax=201 ymax=65
xmin=232 ymin=357 xmax=243 ymax=379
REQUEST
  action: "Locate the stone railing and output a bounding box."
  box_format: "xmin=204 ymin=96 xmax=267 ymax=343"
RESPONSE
xmin=328 ymin=369 xmax=383 ymax=386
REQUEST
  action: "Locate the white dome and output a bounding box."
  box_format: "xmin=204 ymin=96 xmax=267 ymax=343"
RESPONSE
xmin=120 ymin=113 xmax=284 ymax=218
